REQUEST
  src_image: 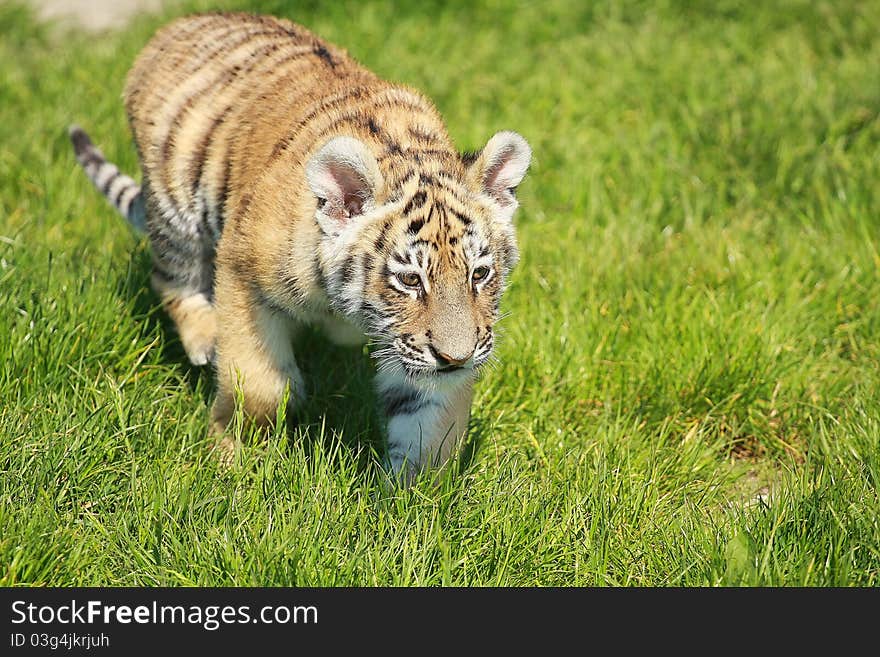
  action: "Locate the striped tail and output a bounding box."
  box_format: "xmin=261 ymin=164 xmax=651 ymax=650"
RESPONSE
xmin=68 ymin=124 xmax=146 ymax=232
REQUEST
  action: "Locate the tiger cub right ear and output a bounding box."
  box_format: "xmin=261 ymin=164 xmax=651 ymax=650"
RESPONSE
xmin=465 ymin=131 xmax=531 ymax=213
xmin=306 ymin=136 xmax=383 ymax=232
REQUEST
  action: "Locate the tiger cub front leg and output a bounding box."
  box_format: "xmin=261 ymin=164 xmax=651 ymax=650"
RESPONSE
xmin=210 ymin=275 xmax=305 ymax=456
xmin=377 ymin=372 xmax=474 ymax=484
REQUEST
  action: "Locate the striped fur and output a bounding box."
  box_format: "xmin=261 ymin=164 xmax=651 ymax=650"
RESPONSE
xmin=69 ymin=125 xmax=145 ymax=231
xmin=70 ymin=12 xmax=531 ymax=482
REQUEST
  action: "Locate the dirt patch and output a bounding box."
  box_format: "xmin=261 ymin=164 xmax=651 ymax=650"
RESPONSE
xmin=28 ymin=0 xmax=164 ymax=31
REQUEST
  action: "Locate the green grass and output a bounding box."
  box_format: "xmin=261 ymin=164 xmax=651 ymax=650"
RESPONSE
xmin=2 ymin=0 xmax=880 ymax=586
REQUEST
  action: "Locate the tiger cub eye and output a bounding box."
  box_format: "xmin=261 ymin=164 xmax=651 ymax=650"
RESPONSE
xmin=397 ymin=272 xmax=422 ymax=288
xmin=472 ymin=266 xmax=490 ymax=283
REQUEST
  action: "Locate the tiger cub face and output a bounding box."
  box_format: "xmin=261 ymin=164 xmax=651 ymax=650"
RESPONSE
xmin=306 ymin=131 xmax=531 ymax=385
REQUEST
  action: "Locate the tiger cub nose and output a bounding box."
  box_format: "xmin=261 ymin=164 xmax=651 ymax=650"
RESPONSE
xmin=430 ymin=345 xmax=475 ymax=368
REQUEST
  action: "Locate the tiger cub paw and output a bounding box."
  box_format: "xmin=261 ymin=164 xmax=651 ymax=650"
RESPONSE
xmin=171 ymin=294 xmax=218 ymax=366
xmin=180 ymin=327 xmax=217 ymax=366
xmin=211 ymin=433 xmax=237 ymax=468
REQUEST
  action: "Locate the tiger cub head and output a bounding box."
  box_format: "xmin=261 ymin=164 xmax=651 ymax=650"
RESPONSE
xmin=306 ymin=131 xmax=531 ymax=385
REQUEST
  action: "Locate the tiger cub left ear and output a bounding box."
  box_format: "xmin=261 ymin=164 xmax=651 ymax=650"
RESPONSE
xmin=306 ymin=136 xmax=383 ymax=233
xmin=466 ymin=131 xmax=532 ymax=210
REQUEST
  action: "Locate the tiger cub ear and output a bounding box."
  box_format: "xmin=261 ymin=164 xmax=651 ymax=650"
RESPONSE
xmin=306 ymin=136 xmax=383 ymax=231
xmin=465 ymin=131 xmax=532 ymax=211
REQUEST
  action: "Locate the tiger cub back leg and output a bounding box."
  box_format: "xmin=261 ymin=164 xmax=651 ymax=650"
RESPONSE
xmin=143 ymin=180 xmax=218 ymax=366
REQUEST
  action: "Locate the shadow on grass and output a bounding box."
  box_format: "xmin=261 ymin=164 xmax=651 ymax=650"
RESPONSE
xmin=117 ymin=243 xmax=212 ymax=397
xmin=114 ymin=238 xmax=492 ymax=481
xmin=115 ymin=242 xmax=386 ymax=473
xmin=289 ymin=324 xmax=385 ymax=472
xmin=458 ymin=414 xmax=487 ymax=475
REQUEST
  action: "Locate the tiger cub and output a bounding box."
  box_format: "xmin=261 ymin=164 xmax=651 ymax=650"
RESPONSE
xmin=70 ymin=12 xmax=531 ymax=483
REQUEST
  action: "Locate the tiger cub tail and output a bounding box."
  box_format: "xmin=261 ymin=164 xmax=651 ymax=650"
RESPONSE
xmin=68 ymin=124 xmax=146 ymax=232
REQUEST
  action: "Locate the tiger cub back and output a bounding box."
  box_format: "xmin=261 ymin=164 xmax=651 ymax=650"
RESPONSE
xmin=73 ymin=12 xmax=532 ymax=482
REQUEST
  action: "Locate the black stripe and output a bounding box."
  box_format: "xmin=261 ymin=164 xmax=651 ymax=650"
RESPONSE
xmin=408 ymin=126 xmax=440 ymax=143
xmin=361 ymin=300 xmax=384 ymax=328
xmin=314 ymin=256 xmax=328 ymax=293
xmin=374 ymin=218 xmax=394 ymax=252
xmin=370 ymin=96 xmax=430 ymax=117
xmin=276 ymin=19 xmax=300 ymax=38
xmin=253 ymin=285 xmax=290 ymax=315
xmin=138 ymin=23 xmax=254 ymax=118
xmin=151 ymin=260 xmax=178 ymax=284
xmin=165 ymin=24 xmax=295 ymax=127
xmin=111 ymin=180 xmax=135 ymax=207
xmin=231 ymin=214 xmax=246 ymax=237
xmin=217 ymin=157 xmax=232 ymax=231
xmin=383 ymin=387 xmax=427 ymax=417
xmin=433 ymin=172 xmax=472 ymax=203
xmin=363 ymin=252 xmax=376 ymax=274
xmin=410 ymin=238 xmax=438 ymax=251
xmin=229 ymin=257 xmax=250 ymax=282
xmin=256 ymin=46 xmax=321 ymax=90
xmin=408 ymin=219 xmax=425 ymax=235
xmin=79 ymin=152 xmax=104 ymax=169
xmin=268 ymin=87 xmax=369 ymax=163
xmin=392 ymin=171 xmax=418 ymax=193
xmin=191 ymin=105 xmax=234 ymax=195
xmin=434 ymin=170 xmax=467 ymax=182
xmin=437 ymin=203 xmax=448 ymax=229
xmin=378 ymin=129 xmax=405 ymax=156
xmin=149 ymin=22 xmax=242 ymax=85
xmin=385 ymin=141 xmax=404 ymax=157
xmin=237 ymin=193 xmax=253 ymax=220
xmin=100 ymin=170 xmax=118 ymax=196
xmin=402 ymin=190 xmax=427 ymax=216
xmin=322 ymin=112 xmax=375 ymax=138
xmin=460 ymin=149 xmax=481 ymax=166
xmin=200 ymin=203 xmax=215 ymax=241
xmin=163 ymin=39 xmax=283 ymax=185
xmin=279 ymin=270 xmax=303 ymax=299
xmin=411 ymin=148 xmax=455 ymax=159
xmin=127 ymin=15 xmax=234 ymax=104
xmin=354 ymin=117 xmax=405 ymax=158
xmin=119 ymin=187 xmax=142 ymax=218
xmin=276 ymin=92 xmax=420 ymax=166
xmin=448 ymin=207 xmax=473 ymax=226
xmin=341 ymin=254 xmax=356 ymax=283
xmin=149 ymin=225 xmax=200 ymax=258
xmin=183 ymin=26 xmax=285 ymax=76
xmin=313 ymin=43 xmax=336 ymax=68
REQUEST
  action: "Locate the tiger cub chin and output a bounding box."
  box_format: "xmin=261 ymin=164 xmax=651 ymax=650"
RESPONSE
xmin=70 ymin=12 xmax=531 ymax=483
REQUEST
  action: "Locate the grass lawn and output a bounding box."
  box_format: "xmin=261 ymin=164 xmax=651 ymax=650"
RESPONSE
xmin=1 ymin=0 xmax=879 ymax=586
